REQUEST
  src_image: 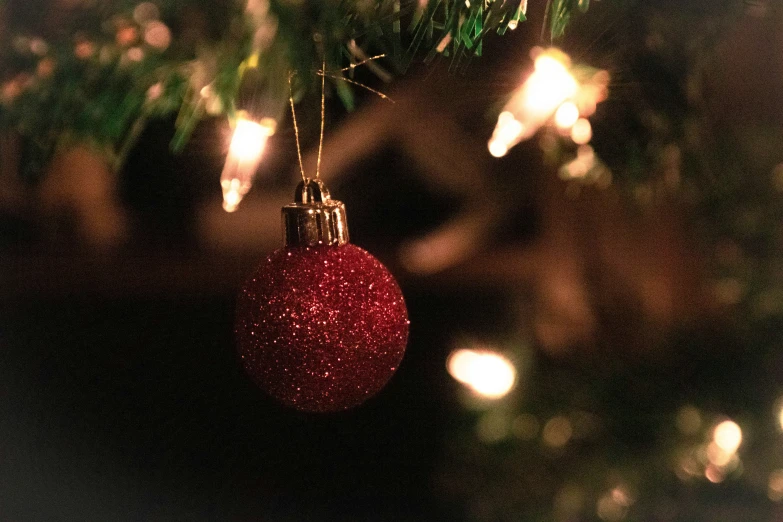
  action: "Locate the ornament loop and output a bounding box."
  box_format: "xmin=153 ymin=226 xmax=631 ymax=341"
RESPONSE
xmin=282 ymin=179 xmax=349 ymax=247
xmin=295 ymin=178 xmax=330 ymax=204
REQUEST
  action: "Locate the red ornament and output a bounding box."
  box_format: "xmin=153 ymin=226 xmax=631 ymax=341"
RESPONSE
xmin=235 ymin=180 xmax=409 ymax=412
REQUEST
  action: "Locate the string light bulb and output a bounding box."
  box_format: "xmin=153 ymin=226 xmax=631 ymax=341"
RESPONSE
xmin=220 ymin=112 xmax=276 ymax=212
xmin=488 ymin=47 xmax=609 ymax=157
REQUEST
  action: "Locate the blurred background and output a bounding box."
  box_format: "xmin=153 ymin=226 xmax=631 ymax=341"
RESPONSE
xmin=3 ymin=0 xmax=783 ymax=520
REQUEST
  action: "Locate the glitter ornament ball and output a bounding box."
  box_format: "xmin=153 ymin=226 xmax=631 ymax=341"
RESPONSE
xmin=235 ymin=180 xmax=409 ymax=412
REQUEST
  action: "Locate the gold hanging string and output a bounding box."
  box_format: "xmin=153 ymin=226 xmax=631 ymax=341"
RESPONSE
xmin=315 ymin=71 xmax=394 ymax=102
xmin=288 ymin=72 xmax=307 ymax=183
xmin=287 ymin=54 xmax=392 ymax=185
xmin=326 ymin=53 xmax=394 ymax=101
xmin=340 ymin=54 xmax=388 ymax=72
xmin=316 ymin=59 xmax=326 ymax=180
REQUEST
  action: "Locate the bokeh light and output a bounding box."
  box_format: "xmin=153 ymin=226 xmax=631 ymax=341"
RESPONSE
xmin=713 ymin=420 xmax=742 ymax=453
xmin=570 ymin=118 xmax=593 ymax=144
xmin=447 ymin=348 xmax=516 ymax=399
xmin=675 ymin=415 xmax=744 ymax=485
xmin=706 ymin=442 xmax=735 ymax=467
xmin=705 ymin=464 xmax=725 ymax=483
xmin=133 ymin=2 xmax=160 ymax=24
xmin=596 ymin=492 xmax=627 ymax=521
xmin=144 ymin=21 xmax=171 ymax=50
xmin=768 ymin=470 xmax=783 ymax=501
xmin=776 ymin=400 xmax=783 ymax=431
xmin=126 ymin=47 xmax=144 ymax=62
xmin=542 ymin=416 xmax=572 ymax=448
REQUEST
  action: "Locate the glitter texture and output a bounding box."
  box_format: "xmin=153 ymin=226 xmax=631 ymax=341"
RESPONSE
xmin=236 ymin=244 xmax=409 ymax=412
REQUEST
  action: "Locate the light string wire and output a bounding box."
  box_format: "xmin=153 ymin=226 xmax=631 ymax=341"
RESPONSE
xmin=315 ymin=71 xmax=394 ymax=102
xmin=340 ymin=54 xmax=388 ymax=72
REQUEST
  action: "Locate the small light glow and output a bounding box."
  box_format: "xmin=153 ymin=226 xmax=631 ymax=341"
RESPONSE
xmin=769 ymin=470 xmax=783 ymax=501
xmin=436 ymin=34 xmax=452 ymax=53
xmin=559 ymin=146 xmax=597 ymax=181
xmin=74 ymin=41 xmax=95 ymax=59
xmin=571 ymin=118 xmax=593 ymax=144
xmin=705 ymin=464 xmax=725 ymax=483
xmin=144 ymin=21 xmax=171 ymax=50
xmin=713 ymin=420 xmax=742 ymax=453
xmin=134 ymin=2 xmax=160 ymax=24
xmin=596 ymin=493 xmax=627 ymax=522
xmin=447 ymin=348 xmax=516 ymax=399
xmin=706 ymin=442 xmax=733 ymax=467
xmin=554 ymin=101 xmax=580 ymax=129
xmin=116 ymin=26 xmax=139 ymax=47
xmin=126 ymin=47 xmax=144 ymax=62
xmin=777 ymin=401 xmax=783 ymax=431
xmin=772 ymin=164 xmax=783 ymax=192
xmin=220 ymin=115 xmax=276 ymax=212
xmin=146 ymin=82 xmax=163 ymax=101
xmin=611 ymin=486 xmax=633 ymax=507
xmin=678 ymin=454 xmax=701 ymax=479
xmin=30 ymin=38 xmax=48 ymax=56
xmin=542 ymin=416 xmax=572 ymax=448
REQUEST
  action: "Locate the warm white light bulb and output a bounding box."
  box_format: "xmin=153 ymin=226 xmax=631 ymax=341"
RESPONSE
xmin=220 ymin=116 xmax=276 ymax=212
xmin=447 ymin=348 xmax=516 ymax=399
xmin=489 ymin=49 xmax=580 ymax=156
xmin=523 ymin=59 xmax=578 ymax=118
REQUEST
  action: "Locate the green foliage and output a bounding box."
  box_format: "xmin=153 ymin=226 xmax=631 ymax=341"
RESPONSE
xmin=0 ymin=0 xmax=592 ymax=174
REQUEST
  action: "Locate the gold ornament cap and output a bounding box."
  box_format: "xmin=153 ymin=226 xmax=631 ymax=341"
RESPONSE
xmin=282 ymin=179 xmax=349 ymax=247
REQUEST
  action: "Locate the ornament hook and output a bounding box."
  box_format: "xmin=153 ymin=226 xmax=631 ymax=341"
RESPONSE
xmin=295 ymin=178 xmax=331 ymax=204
